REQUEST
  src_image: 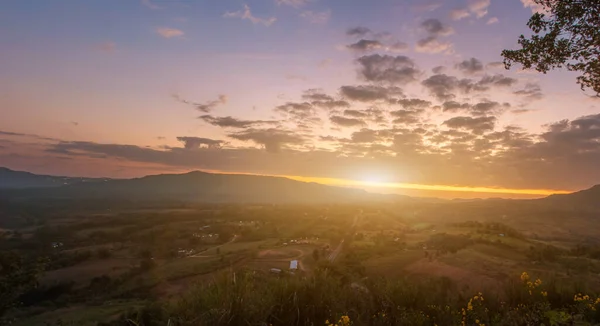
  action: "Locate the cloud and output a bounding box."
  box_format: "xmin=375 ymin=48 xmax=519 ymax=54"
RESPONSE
xmin=486 ymin=61 xmax=504 ymax=69
xmin=514 ymin=83 xmax=544 ymax=101
xmin=330 ymin=116 xmax=367 ymax=127
xmin=416 ymin=19 xmax=454 ymax=54
xmin=276 ymin=0 xmax=310 ymax=8
xmin=177 ymin=137 xmax=224 ymax=149
xmin=422 ymin=74 xmax=515 ymax=100
xmin=356 ymin=54 xmax=420 ymax=84
xmin=420 ymin=19 xmax=454 ymax=36
xmin=415 ymin=36 xmax=453 ymax=54
xmin=442 ymin=101 xmax=471 ymax=112
xmin=456 ymin=58 xmax=484 ymax=74
xmin=391 ymin=109 xmax=425 ymax=124
xmin=450 ymin=9 xmax=471 ymax=20
xmin=471 ymin=101 xmax=508 ymax=116
xmin=443 ymin=116 xmax=496 ymax=135
xmin=199 ymin=115 xmax=278 ymax=128
xmin=156 ymin=27 xmax=184 ymax=38
xmin=340 ymin=85 xmax=403 ymax=102
xmin=422 ymin=74 xmax=487 ymax=101
xmin=347 ymin=39 xmax=384 ymax=52
xmin=224 ymin=5 xmax=276 ymax=27
xmin=141 ymin=0 xmax=160 ymax=10
xmin=467 ymin=0 xmax=491 ymax=18
xmin=10 ymin=111 xmax=600 ymax=190
xmin=391 ymin=98 xmax=433 ymax=110
xmin=228 ymin=128 xmax=305 ymax=153
xmin=300 ymin=10 xmax=331 ymax=24
xmin=174 ymin=94 xmax=227 ymax=113
xmin=478 ymin=74 xmax=518 ymax=87
xmin=97 ymin=42 xmax=116 ymax=52
xmin=486 ymin=17 xmax=499 ymax=24
xmin=343 ymin=110 xmax=368 ymax=118
xmin=347 ymin=39 xmax=408 ymax=53
xmin=275 ymin=102 xmax=316 ymax=120
xmin=346 ymin=26 xmax=372 ymax=37
xmin=450 ymin=0 xmax=491 ymax=20
xmin=520 ymin=0 xmax=546 ymax=13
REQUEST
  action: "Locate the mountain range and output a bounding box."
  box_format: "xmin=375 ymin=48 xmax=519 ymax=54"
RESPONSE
xmin=0 ymin=167 xmax=396 ymax=204
xmin=1 ymin=167 xmax=599 ymax=206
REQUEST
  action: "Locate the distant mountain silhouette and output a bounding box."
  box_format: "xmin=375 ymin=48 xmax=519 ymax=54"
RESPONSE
xmin=540 ymin=185 xmax=600 ymax=208
xmin=0 ymin=168 xmax=400 ymax=203
xmin=0 ymin=167 xmax=104 ymax=189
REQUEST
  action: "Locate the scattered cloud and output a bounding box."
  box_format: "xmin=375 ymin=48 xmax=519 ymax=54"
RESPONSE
xmin=456 ymin=58 xmax=484 ymax=74
xmin=141 ymin=0 xmax=160 ymax=10
xmin=443 ymin=116 xmax=496 ymax=134
xmin=300 ymin=10 xmax=331 ymax=24
xmin=330 ymin=116 xmax=367 ymax=127
xmin=487 ymin=17 xmax=499 ymax=24
xmin=467 ymin=0 xmax=491 ymax=18
xmin=450 ymin=0 xmax=491 ymax=20
xmin=228 ymin=128 xmax=305 ymax=153
xmin=224 ymin=5 xmax=276 ymax=27
xmin=450 ymin=8 xmax=470 ymax=20
xmin=520 ymin=0 xmax=546 ymax=13
xmin=275 ymin=0 xmax=310 ymax=8
xmin=174 ymin=94 xmax=228 ymax=113
xmin=199 ymin=115 xmax=278 ymax=128
xmin=357 ymin=54 xmax=420 ymax=84
xmin=416 ymin=19 xmax=454 ymax=54
xmin=156 ymin=27 xmax=184 ymax=38
xmin=340 ymin=85 xmax=403 ymax=102
xmin=514 ymin=83 xmax=544 ymax=101
xmin=420 ymin=19 xmax=454 ymax=36
xmin=177 ymin=137 xmax=224 ymax=149
xmin=415 ymin=36 xmax=453 ymax=54
xmin=346 ymin=27 xmax=372 ymax=37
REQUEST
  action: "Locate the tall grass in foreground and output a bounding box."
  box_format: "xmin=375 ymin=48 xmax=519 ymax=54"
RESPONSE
xmin=106 ymin=269 xmax=600 ymax=326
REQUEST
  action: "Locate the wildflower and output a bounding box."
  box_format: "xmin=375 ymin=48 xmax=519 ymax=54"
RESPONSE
xmin=476 ymin=319 xmax=480 ymax=324
xmin=541 ymin=291 xmax=548 ymax=297
xmin=534 ymin=278 xmax=542 ymax=287
xmin=520 ymin=272 xmax=530 ymax=281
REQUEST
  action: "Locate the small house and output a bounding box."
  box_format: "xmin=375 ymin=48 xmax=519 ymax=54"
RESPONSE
xmin=290 ymin=260 xmax=298 ymax=271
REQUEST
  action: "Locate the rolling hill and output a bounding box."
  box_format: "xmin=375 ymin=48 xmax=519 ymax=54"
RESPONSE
xmin=0 ymin=169 xmax=396 ymax=203
xmin=0 ymin=167 xmax=105 ymax=189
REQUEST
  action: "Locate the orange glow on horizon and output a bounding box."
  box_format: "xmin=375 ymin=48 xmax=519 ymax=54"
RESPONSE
xmin=198 ymin=169 xmax=572 ymax=196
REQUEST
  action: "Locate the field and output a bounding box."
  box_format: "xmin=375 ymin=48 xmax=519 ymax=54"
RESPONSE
xmin=2 ymin=201 xmax=600 ymax=325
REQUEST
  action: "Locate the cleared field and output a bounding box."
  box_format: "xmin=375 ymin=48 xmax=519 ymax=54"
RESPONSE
xmin=364 ymin=250 xmax=423 ymax=277
xmin=41 ymin=258 xmax=135 ymax=284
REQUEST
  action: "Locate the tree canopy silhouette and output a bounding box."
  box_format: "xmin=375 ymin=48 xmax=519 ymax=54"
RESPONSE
xmin=502 ymin=0 xmax=600 ymax=96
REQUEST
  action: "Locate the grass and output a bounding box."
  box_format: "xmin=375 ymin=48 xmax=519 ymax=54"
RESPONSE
xmin=12 ymin=300 xmax=145 ymax=326
xmin=99 ymin=269 xmax=600 ymax=326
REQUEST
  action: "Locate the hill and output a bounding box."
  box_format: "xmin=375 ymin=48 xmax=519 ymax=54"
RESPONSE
xmin=0 ymin=167 xmax=105 ymax=189
xmin=0 ymin=169 xmax=398 ymax=204
xmin=540 ymin=184 xmax=600 ymax=208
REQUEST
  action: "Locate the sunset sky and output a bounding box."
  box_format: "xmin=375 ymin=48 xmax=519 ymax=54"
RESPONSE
xmin=1 ymin=0 xmax=599 ymax=198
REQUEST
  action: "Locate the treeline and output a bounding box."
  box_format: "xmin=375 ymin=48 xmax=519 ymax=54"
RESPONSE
xmin=452 ymin=221 xmax=524 ymax=238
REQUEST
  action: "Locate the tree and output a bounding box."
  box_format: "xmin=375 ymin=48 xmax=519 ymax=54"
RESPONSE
xmin=502 ymin=0 xmax=600 ymax=96
xmin=0 ymin=251 xmax=43 ymax=320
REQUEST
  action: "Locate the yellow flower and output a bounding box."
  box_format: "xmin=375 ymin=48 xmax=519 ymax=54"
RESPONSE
xmin=534 ymin=278 xmax=542 ymax=287
xmin=541 ymin=291 xmax=548 ymax=297
xmin=520 ymin=272 xmax=530 ymax=281
xmin=476 ymin=319 xmax=480 ymax=324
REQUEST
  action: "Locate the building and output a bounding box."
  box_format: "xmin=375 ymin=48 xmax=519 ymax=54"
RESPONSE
xmin=290 ymin=260 xmax=298 ymax=271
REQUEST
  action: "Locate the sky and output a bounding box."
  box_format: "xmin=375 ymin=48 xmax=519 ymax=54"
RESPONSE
xmin=1 ymin=0 xmax=599 ymax=198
